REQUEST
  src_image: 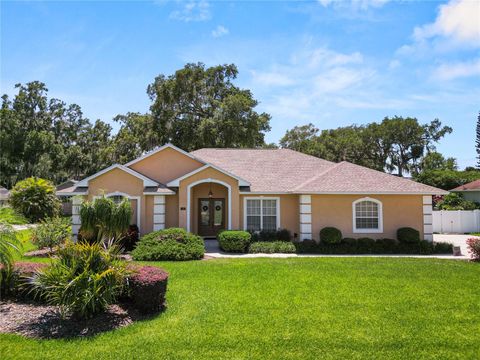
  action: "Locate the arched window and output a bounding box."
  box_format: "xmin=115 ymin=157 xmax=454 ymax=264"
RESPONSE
xmin=352 ymin=198 xmax=383 ymax=233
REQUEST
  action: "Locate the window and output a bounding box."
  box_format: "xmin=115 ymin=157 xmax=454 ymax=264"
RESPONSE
xmin=353 ymin=198 xmax=383 ymax=233
xmin=109 ymin=195 xmax=125 ymax=204
xmin=245 ymin=198 xmax=279 ymax=231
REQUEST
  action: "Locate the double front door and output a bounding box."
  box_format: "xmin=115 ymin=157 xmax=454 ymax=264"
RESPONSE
xmin=198 ymin=198 xmax=225 ymax=237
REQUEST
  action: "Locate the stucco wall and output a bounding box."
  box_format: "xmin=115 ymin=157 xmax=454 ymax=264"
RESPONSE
xmin=239 ymin=194 xmax=300 ymax=238
xmin=87 ymin=167 xmax=146 ymax=232
xmin=178 ymin=167 xmax=240 ymax=231
xmin=165 ymin=194 xmax=179 ymax=228
xmin=310 ymin=194 xmax=424 ymax=240
xmin=129 ymin=147 xmax=204 ymax=184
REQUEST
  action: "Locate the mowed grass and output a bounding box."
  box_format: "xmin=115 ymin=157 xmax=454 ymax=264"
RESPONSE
xmin=1 ymin=258 xmax=479 ymax=360
xmin=0 ymin=206 xmax=27 ymax=225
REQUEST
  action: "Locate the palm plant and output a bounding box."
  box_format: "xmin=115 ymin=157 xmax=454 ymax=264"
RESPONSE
xmin=79 ymin=195 xmax=132 ymax=248
xmin=0 ymin=222 xmax=22 ymax=298
xmin=30 ymin=241 xmax=126 ymax=319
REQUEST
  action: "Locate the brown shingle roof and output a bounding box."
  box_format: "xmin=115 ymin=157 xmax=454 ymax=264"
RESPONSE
xmin=451 ymin=179 xmax=480 ymax=191
xmin=191 ymin=148 xmax=447 ymax=195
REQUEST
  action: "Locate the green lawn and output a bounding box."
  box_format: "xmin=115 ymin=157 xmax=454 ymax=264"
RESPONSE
xmin=1 ymin=258 xmax=479 ymax=359
xmin=0 ymin=206 xmax=27 ymax=225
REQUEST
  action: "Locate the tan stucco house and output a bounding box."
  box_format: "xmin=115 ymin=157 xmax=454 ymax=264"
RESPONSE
xmin=57 ymin=144 xmax=446 ymax=241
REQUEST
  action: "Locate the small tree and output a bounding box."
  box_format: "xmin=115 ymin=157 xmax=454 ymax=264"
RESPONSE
xmin=79 ymin=195 xmax=132 ymax=248
xmin=31 ymin=217 xmax=71 ymax=250
xmin=10 ymin=177 xmax=61 ymax=222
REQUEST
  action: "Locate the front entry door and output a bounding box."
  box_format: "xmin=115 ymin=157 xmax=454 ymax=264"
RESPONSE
xmin=198 ymin=198 xmax=225 ymax=237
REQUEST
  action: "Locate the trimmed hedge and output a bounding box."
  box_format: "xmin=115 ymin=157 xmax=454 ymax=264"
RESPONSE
xmin=295 ymin=238 xmax=453 ymax=255
xmin=132 ymin=228 xmax=204 ymax=261
xmin=0 ymin=262 xmax=47 ymax=300
xmin=127 ymin=265 xmax=169 ymax=314
xmin=397 ymin=227 xmax=420 ymax=243
xmin=218 ymin=231 xmax=251 ymax=252
xmin=250 ymin=229 xmax=292 ymax=242
xmin=320 ymin=227 xmax=342 ymax=244
xmin=248 ymin=241 xmax=296 ymax=254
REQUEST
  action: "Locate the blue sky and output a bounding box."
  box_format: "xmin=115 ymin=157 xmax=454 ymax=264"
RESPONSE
xmin=1 ymin=0 xmax=479 ymax=168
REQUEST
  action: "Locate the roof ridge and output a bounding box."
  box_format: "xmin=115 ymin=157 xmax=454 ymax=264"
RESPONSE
xmin=293 ymin=161 xmax=345 ymax=192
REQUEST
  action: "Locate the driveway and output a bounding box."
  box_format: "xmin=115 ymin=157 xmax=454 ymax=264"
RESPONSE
xmin=434 ymin=234 xmax=477 ymax=258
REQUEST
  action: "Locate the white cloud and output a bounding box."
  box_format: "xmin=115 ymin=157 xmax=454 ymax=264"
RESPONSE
xmin=250 ymin=70 xmax=294 ymax=87
xmin=317 ymin=0 xmax=390 ymax=10
xmin=170 ymin=0 xmax=211 ymax=22
xmin=414 ymin=0 xmax=480 ymax=47
xmin=252 ymin=46 xmax=370 ymax=91
xmin=212 ymin=25 xmax=229 ymax=38
xmin=433 ymin=58 xmax=480 ymax=80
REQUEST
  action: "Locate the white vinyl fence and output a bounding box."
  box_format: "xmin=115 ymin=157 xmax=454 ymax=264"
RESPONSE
xmin=433 ymin=210 xmax=480 ymax=234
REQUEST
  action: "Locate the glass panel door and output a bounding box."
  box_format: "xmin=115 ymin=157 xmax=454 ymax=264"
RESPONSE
xmin=198 ymin=198 xmax=225 ymax=236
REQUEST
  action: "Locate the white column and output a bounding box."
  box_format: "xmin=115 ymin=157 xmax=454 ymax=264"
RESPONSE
xmin=423 ymin=195 xmax=433 ymax=241
xmin=71 ymin=196 xmax=82 ymax=239
xmin=153 ymin=195 xmax=166 ymax=231
xmin=299 ymin=195 xmax=312 ymax=241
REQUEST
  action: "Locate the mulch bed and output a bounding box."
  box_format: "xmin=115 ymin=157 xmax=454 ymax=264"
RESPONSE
xmin=0 ymin=301 xmax=153 ymax=339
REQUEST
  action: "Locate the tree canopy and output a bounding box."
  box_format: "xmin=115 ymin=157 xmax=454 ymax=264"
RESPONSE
xmin=0 ymin=82 xmax=114 ymax=188
xmin=115 ymin=63 xmax=272 ymax=156
xmin=0 ymin=64 xmax=272 ymax=187
xmin=280 ymin=116 xmax=452 ymax=176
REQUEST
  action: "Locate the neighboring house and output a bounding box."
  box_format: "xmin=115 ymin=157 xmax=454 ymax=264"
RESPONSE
xmin=0 ymin=186 xmax=10 ymax=205
xmin=57 ymin=144 xmax=446 ymax=241
xmin=56 ymin=180 xmax=78 ymax=216
xmin=450 ymin=179 xmax=480 ymax=203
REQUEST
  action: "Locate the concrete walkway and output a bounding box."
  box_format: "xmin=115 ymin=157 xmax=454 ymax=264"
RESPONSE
xmin=204 ymin=238 xmax=470 ymax=260
xmin=433 ymin=233 xmax=477 ymax=258
xmin=12 ymin=224 xmax=37 ymax=231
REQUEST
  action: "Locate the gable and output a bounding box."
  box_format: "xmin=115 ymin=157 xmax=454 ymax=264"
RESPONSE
xmin=127 ymin=146 xmax=205 ymax=184
xmin=88 ymin=168 xmax=144 ymax=197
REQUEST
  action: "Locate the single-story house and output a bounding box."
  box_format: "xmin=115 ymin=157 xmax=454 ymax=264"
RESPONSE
xmin=57 ymin=143 xmax=446 ymax=241
xmin=450 ymin=179 xmax=480 ymax=203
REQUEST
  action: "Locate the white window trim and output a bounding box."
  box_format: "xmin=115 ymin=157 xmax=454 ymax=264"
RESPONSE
xmin=352 ymin=197 xmax=383 ymax=234
xmin=243 ymin=197 xmax=281 ymax=231
xmin=93 ymin=192 xmax=141 ymax=231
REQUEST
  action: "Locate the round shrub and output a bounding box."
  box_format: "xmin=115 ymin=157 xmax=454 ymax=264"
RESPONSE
xmin=127 ymin=265 xmax=169 ymax=314
xmin=132 ymin=228 xmax=204 ymax=261
xmin=397 ymin=227 xmax=420 ymax=243
xmin=320 ymin=227 xmax=342 ymax=244
xmin=248 ymin=241 xmax=296 ymax=254
xmin=10 ymin=177 xmax=61 ymax=222
xmin=218 ymin=230 xmax=251 ymax=252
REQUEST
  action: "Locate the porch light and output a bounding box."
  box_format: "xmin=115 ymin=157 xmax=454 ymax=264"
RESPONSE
xmin=208 ymin=182 xmax=213 ymax=198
